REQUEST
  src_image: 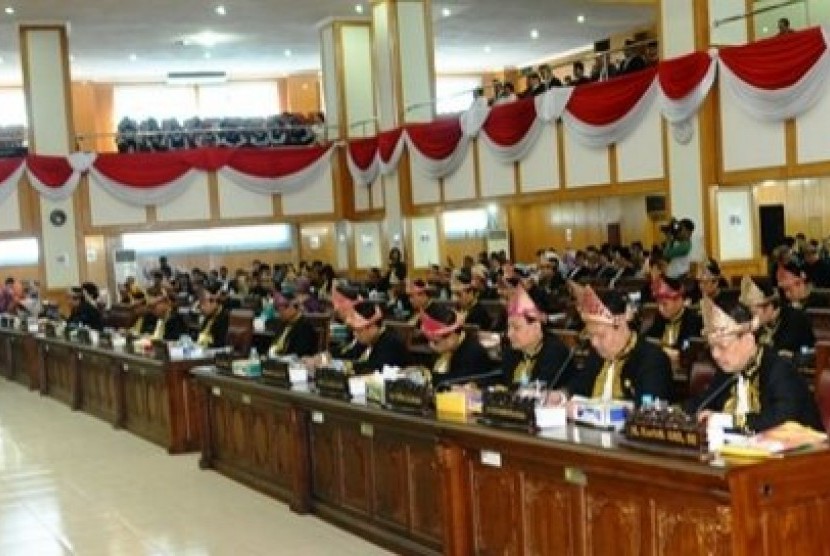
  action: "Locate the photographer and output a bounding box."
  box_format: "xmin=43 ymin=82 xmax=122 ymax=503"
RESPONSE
xmin=662 ymin=218 xmax=695 ymax=279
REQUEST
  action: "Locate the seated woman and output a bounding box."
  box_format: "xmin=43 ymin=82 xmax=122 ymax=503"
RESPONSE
xmin=501 ymin=286 xmax=573 ymax=388
xmin=267 ymin=293 xmax=318 ymax=357
xmin=776 ymin=261 xmax=829 ymax=310
xmin=685 ymin=297 xmax=823 ymax=433
xmin=644 ymin=274 xmax=702 ymax=356
xmin=740 ymin=275 xmax=815 ymax=356
xmin=567 ymin=285 xmax=673 ymax=404
xmin=345 ymin=301 xmax=408 ymax=374
xmin=419 ymin=302 xmax=496 ymax=389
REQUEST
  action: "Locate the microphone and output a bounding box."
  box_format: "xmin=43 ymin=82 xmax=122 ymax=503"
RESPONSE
xmin=434 ymin=368 xmax=504 ymax=390
xmin=692 ymin=372 xmax=738 ymax=415
xmin=546 ymin=346 xmax=576 ymax=392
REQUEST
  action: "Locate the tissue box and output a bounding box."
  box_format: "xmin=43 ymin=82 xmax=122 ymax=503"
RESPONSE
xmin=535 ymin=405 xmax=568 ymax=429
xmin=436 ymin=391 xmax=468 ymax=415
xmin=570 ymin=397 xmax=632 ymax=430
xmin=232 ymin=359 xmax=262 ymax=378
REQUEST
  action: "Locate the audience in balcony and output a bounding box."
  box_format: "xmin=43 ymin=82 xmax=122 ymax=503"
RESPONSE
xmin=778 ymin=17 xmax=794 ymax=35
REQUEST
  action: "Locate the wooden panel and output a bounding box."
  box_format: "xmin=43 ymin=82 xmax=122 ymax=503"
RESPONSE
xmin=521 ymin=472 xmax=582 ymax=556
xmin=41 ymin=342 xmax=77 ymax=408
xmin=585 ymin=484 xmax=646 ymax=556
xmin=79 ymin=350 xmax=118 ymax=423
xmin=310 ymin=417 xmax=342 ymax=505
xmin=340 ymin=420 xmax=372 ymax=514
xmin=122 ymin=362 xmax=170 ymax=449
xmin=470 ymin=463 xmax=521 ymax=554
xmin=373 ymin=430 xmax=410 ymax=530
xmin=407 ymin=439 xmax=444 ymax=544
xmin=652 ymin=502 xmax=731 ymax=556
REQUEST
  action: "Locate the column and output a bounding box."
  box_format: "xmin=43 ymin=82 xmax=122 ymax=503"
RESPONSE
xmin=19 ymin=23 xmax=82 ymax=291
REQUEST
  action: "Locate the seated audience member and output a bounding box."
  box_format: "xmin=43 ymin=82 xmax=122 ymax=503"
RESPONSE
xmin=501 ymin=287 xmax=573 ymax=388
xmin=331 ymin=285 xmax=365 ymax=360
xmin=493 ymin=82 xmax=518 ymax=105
xmin=149 ymin=293 xmax=188 ymax=341
xmin=345 ymin=301 xmax=408 ymax=374
xmin=267 ymin=293 xmax=318 ymax=358
xmin=776 ymin=261 xmax=828 ymax=310
xmin=119 ymin=276 xmax=143 ymax=305
xmin=197 ymin=284 xmax=229 ymax=349
xmin=685 ymin=297 xmax=822 ymax=432
xmin=777 ymin=17 xmax=794 ymax=35
xmin=455 ymin=275 xmax=493 ymax=331
xmin=539 ymin=64 xmax=562 ymax=89
xmin=590 ymin=53 xmax=617 ymax=82
xmin=521 ymin=72 xmax=547 ymax=98
xmin=66 ymin=285 xmax=103 ymax=331
xmin=618 ymin=38 xmax=647 ymax=75
xmin=739 ymin=276 xmax=814 ymax=355
xmin=803 ymin=241 xmax=830 ymax=288
xmin=406 ymin=279 xmax=433 ymax=327
xmin=645 ymin=274 xmax=702 ymax=356
xmin=571 ymin=61 xmax=592 ymax=85
xmin=419 ymin=303 xmax=496 ymax=389
xmin=691 ymin=257 xmax=733 ymax=309
xmin=567 ymin=285 xmax=673 ymax=404
xmin=293 ymin=277 xmax=325 ymax=314
xmin=129 ymin=292 xmax=157 ymax=335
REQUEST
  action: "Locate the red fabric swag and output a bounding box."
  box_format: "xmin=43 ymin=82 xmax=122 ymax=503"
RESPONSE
xmin=566 ymin=67 xmax=658 ymax=126
xmin=224 ymin=145 xmax=331 ymax=178
xmin=0 ymin=157 xmax=24 ymax=183
xmin=405 ymin=119 xmax=463 ymax=160
xmin=659 ymin=52 xmax=712 ymax=100
xmin=94 ymin=151 xmax=193 ymax=187
xmin=378 ymin=129 xmax=404 ymax=163
xmin=484 ymin=97 xmax=537 ymax=147
xmin=719 ymin=27 xmax=827 ymax=89
xmin=348 ymin=137 xmax=379 ymax=170
xmin=26 ymin=154 xmax=74 ymax=188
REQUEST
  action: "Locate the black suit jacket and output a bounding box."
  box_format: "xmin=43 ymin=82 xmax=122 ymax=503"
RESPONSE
xmin=200 ymin=309 xmax=229 ymax=349
xmin=685 ymin=348 xmax=823 ymax=432
xmin=352 ymin=327 xmax=409 ymax=375
xmin=67 ymin=301 xmax=103 ymax=331
xmin=501 ymin=333 xmax=573 ymax=388
xmin=644 ymin=308 xmax=702 ymax=350
xmin=567 ymin=334 xmax=673 ymax=404
xmin=431 ymin=333 xmax=496 ymax=388
xmin=769 ymin=305 xmax=815 ymax=353
xmin=464 ymin=301 xmax=493 ymax=331
xmin=160 ymin=312 xmax=189 ymax=341
xmin=268 ymin=315 xmax=318 ymax=357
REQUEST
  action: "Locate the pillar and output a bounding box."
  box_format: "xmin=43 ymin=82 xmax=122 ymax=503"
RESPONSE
xmin=19 ymin=24 xmax=83 ymax=291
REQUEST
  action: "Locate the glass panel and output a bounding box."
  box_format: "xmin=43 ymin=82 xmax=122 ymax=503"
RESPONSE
xmin=0 ymin=238 xmax=38 ymax=266
xmin=442 ymin=209 xmax=488 ymax=238
xmin=121 ymin=224 xmax=292 ymax=255
xmin=436 ymin=76 xmax=482 ymax=115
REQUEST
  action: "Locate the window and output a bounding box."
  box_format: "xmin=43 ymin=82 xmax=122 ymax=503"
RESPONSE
xmin=114 ymin=85 xmax=197 ymax=122
xmin=436 ymin=76 xmax=482 ymax=115
xmin=0 ymin=238 xmax=38 ymax=266
xmin=121 ymin=224 xmax=292 ymax=255
xmin=442 ymin=209 xmax=488 ymax=238
xmin=0 ymin=88 xmax=27 ymax=126
xmin=198 ymin=82 xmax=279 ymax=118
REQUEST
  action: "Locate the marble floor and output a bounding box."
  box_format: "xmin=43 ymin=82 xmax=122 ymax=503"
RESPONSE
xmin=0 ymin=380 xmax=391 ymax=555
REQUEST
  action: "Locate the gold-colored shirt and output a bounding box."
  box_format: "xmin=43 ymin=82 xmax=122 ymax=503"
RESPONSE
xmin=661 ymin=308 xmax=685 ymax=348
xmin=723 ymin=348 xmax=764 ymax=430
xmin=591 ymin=332 xmax=638 ymax=400
xmin=512 ymin=339 xmax=544 ymax=385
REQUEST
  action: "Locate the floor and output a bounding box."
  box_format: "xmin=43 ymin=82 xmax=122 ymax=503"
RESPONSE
xmin=0 ymin=380 xmax=391 ymax=555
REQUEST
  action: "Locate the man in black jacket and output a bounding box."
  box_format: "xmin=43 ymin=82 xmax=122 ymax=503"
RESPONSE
xmin=346 ymin=301 xmax=408 ymax=374
xmin=567 ymin=285 xmax=673 ymax=404
xmin=150 ymin=293 xmax=189 ymax=341
xmin=66 ymin=286 xmax=103 ymax=331
xmin=645 ymin=274 xmax=702 ymax=356
xmin=686 ymin=297 xmax=822 ymax=433
xmin=267 ymin=293 xmax=318 ymax=357
xmin=197 ymin=284 xmax=229 ymax=349
xmin=740 ymin=275 xmax=815 ymax=356
xmin=455 ymin=276 xmax=493 ymax=331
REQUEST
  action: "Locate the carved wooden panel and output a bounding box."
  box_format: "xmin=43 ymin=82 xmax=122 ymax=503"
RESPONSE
xmin=79 ymin=353 xmax=117 ymax=422
xmin=310 ymin=418 xmax=341 ymax=505
xmin=11 ymin=338 xmax=31 ymax=388
xmin=585 ymin=488 xmax=644 ymax=556
xmin=757 ymin=497 xmax=830 ymax=555
xmin=471 ymin=464 xmax=521 ymax=555
xmin=0 ymin=335 xmax=10 ymax=378
xmin=654 ymin=503 xmax=731 ymax=556
xmin=122 ymin=366 xmax=170 ymax=448
xmin=340 ymin=421 xmax=372 ymax=514
xmin=373 ymin=430 xmax=410 ymax=530
xmin=520 ymin=472 xmax=582 ymax=556
xmin=407 ymin=440 xmax=443 ymax=545
xmin=44 ymin=345 xmax=76 ymax=407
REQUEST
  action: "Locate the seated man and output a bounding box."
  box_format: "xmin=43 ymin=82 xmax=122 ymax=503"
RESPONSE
xmin=645 ymin=274 xmax=702 ymax=356
xmin=690 ymin=257 xmax=734 ymax=310
xmin=406 ymin=279 xmax=432 ymax=327
xmin=455 ymin=276 xmax=493 ymax=331
xmin=129 ymin=292 xmax=157 ymax=336
xmin=501 ymin=286 xmax=573 ymax=388
xmin=346 ymin=301 xmax=408 ymax=374
xmin=419 ymin=303 xmax=496 ymax=389
xmin=267 ymin=293 xmax=318 ymax=358
xmin=740 ymin=275 xmax=815 ymax=355
xmin=567 ymin=285 xmax=673 ymax=404
xmin=197 ymin=284 xmax=229 ymax=349
xmin=776 ymin=261 xmax=829 ymax=310
xmin=149 ymin=293 xmax=188 ymax=341
xmin=66 ymin=285 xmax=103 ymax=331
xmin=685 ymin=297 xmax=822 ymax=433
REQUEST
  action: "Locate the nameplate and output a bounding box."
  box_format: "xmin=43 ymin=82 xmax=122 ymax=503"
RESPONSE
xmin=262 ymin=360 xmax=291 ymax=388
xmin=315 ymin=367 xmax=351 ymax=400
xmin=76 ymin=328 xmax=91 ymax=346
xmin=384 ymin=379 xmax=430 ymax=414
xmin=98 ymin=332 xmax=113 ymax=350
xmin=44 ymin=322 xmax=57 ymax=339
xmin=214 ymin=351 xmax=233 ymax=373
xmin=623 ymin=409 xmax=704 ymax=452
xmin=480 ymin=390 xmax=537 ymax=431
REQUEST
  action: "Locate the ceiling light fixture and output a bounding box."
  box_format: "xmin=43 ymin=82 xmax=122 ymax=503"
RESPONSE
xmin=442 ymin=7 xmax=451 ymax=17
xmin=187 ymin=30 xmax=230 ymax=48
xmin=4 ymin=6 xmax=13 ymax=15
xmin=355 ymin=4 xmax=363 ymax=14
xmin=284 ymin=49 xmax=292 ymax=57
xmin=204 ymin=52 xmax=212 ymax=59
xmin=577 ymin=14 xmax=585 ymax=24
xmin=129 ymin=53 xmax=138 ymax=62
xmin=484 ymin=45 xmax=491 ymax=53
xmin=215 ymin=5 xmax=226 ymax=16
xmin=530 ymin=29 xmax=539 ymax=39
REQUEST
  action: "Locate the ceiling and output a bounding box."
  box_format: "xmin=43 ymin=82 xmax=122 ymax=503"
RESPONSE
xmin=0 ymin=0 xmax=655 ymax=85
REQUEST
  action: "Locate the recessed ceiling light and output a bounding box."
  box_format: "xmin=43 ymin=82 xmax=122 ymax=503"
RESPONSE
xmin=4 ymin=6 xmax=13 ymax=15
xmin=188 ymin=30 xmax=230 ymax=48
xmin=129 ymin=53 xmax=137 ymax=61
xmin=484 ymin=45 xmax=491 ymax=53
xmin=442 ymin=7 xmax=451 ymax=17
xmin=215 ymin=5 xmax=226 ymax=16
xmin=577 ymin=14 xmax=585 ymax=24
xmin=355 ymin=4 xmax=363 ymax=14
xmin=530 ymin=29 xmax=539 ymax=39
xmin=284 ymin=49 xmax=292 ymax=57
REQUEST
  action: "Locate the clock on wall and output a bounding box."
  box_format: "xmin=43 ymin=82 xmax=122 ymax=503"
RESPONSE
xmin=49 ymin=209 xmax=67 ymax=227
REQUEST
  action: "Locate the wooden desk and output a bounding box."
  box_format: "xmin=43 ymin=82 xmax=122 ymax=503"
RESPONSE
xmin=192 ymin=370 xmax=830 ymax=556
xmin=33 ymin=335 xmax=206 ymax=454
xmin=0 ymin=327 xmax=39 ymax=390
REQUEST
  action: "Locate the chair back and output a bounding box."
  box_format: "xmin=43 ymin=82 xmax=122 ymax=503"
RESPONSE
xmin=816 ymin=369 xmax=830 ymax=433
xmin=305 ymin=313 xmax=331 ymax=353
xmin=226 ymin=309 xmax=254 ymax=356
xmin=689 ymin=362 xmax=717 ymax=399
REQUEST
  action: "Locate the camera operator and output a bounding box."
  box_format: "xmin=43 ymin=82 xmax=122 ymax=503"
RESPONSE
xmin=662 ymin=217 xmax=695 ymax=279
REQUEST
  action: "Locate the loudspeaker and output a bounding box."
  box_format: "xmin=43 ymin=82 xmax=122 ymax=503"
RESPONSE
xmin=645 ymin=195 xmax=666 ymax=214
xmin=594 ymin=38 xmax=611 ymax=53
xmin=759 ymin=204 xmax=785 ymax=256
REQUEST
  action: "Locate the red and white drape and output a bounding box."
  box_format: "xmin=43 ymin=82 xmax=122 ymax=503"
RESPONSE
xmin=344 ymin=26 xmax=828 ymax=184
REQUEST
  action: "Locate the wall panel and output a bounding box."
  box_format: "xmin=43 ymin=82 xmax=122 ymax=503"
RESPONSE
xmin=720 ymin=83 xmax=785 ymax=173
xmin=796 ymin=79 xmax=830 ymax=164
xmin=156 ymin=177 xmax=211 ymax=222
xmin=218 ymin=175 xmax=273 ymax=219
xmin=616 ymin=100 xmax=664 ymax=182
xmin=283 ymin=166 xmax=335 ymax=216
xmin=88 ymin=181 xmax=147 ymax=226
xmin=519 ymin=124 xmax=559 ymax=193
xmin=478 ymin=144 xmax=515 ymax=198
xmin=410 ymin=172 xmax=441 ymax=205
xmin=444 ymin=147 xmax=477 ymax=202
xmin=0 ymin=187 xmax=22 ymax=233
xmin=563 ymin=133 xmax=610 ymax=187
